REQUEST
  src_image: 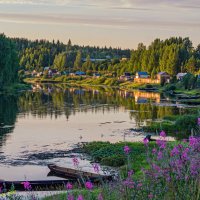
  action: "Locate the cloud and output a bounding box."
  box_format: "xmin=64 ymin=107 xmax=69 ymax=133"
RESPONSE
xmin=1 ymin=0 xmax=200 ymax=10
xmin=0 ymin=12 xmax=200 ymax=29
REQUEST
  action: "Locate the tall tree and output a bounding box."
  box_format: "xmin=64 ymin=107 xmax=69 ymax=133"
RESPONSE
xmin=74 ymin=50 xmax=82 ymax=69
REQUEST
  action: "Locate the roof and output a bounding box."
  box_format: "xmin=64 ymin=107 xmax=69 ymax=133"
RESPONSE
xmin=137 ymin=72 xmax=148 ymax=76
xmin=158 ymin=72 xmax=169 ymax=75
xmin=75 ymin=71 xmax=86 ymax=75
xmin=177 ymin=73 xmax=187 ymax=77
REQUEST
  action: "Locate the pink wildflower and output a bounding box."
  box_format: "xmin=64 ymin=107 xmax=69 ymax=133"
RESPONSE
xmin=156 ymin=139 xmax=166 ymax=149
xmin=128 ymin=170 xmax=134 ymax=177
xmin=67 ymin=194 xmax=74 ymax=200
xmin=152 ymin=148 xmax=157 ymax=154
xmin=197 ymin=118 xmax=200 ymax=126
xmin=160 ymin=130 xmax=166 ymax=138
xmin=157 ymin=151 xmax=163 ymax=160
xmin=137 ymin=183 xmax=142 ymax=189
xmin=189 ymin=137 xmax=198 ymax=148
xmin=124 ymin=146 xmax=131 ymax=154
xmin=66 ymin=182 xmax=73 ymax=190
xmin=143 ymin=138 xmax=149 ymax=146
xmin=77 ymin=195 xmax=84 ymax=200
xmin=85 ymin=181 xmax=93 ymax=190
xmin=93 ymin=163 xmax=100 ymax=173
xmin=170 ymin=146 xmax=180 ymax=156
xmin=148 ymin=193 xmax=154 ymax=199
xmin=98 ymin=193 xmax=104 ymax=200
xmin=72 ymin=156 xmax=79 ymax=167
xmin=22 ymin=181 xmax=32 ymax=190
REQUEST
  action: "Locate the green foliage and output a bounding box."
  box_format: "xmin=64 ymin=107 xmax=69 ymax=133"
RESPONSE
xmin=0 ymin=34 xmax=18 ymax=88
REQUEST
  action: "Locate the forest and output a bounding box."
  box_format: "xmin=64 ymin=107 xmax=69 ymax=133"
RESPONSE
xmin=12 ymin=37 xmax=200 ymax=77
xmin=1 ymin=35 xmax=200 ymax=89
xmin=0 ymin=34 xmax=18 ymax=88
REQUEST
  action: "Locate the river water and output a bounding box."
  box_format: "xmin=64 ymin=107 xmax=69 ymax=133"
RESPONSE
xmin=0 ymin=84 xmax=195 ymax=181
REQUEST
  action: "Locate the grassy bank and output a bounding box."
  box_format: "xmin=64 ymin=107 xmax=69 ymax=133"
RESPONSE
xmin=24 ymin=76 xmax=200 ymax=97
xmin=143 ymin=113 xmax=200 ymax=140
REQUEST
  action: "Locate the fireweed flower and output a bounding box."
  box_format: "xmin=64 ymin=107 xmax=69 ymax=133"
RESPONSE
xmin=157 ymin=151 xmax=163 ymax=160
xmin=156 ymin=139 xmax=166 ymax=149
xmin=148 ymin=193 xmax=154 ymax=199
xmin=124 ymin=145 xmax=131 ymax=154
xmin=189 ymin=137 xmax=198 ymax=148
xmin=98 ymin=193 xmax=104 ymax=200
xmin=160 ymin=130 xmax=166 ymax=138
xmin=85 ymin=181 xmax=93 ymax=190
xmin=197 ymin=117 xmax=200 ymax=125
xmin=66 ymin=182 xmax=73 ymax=190
xmin=77 ymin=195 xmax=84 ymax=200
xmin=128 ymin=170 xmax=134 ymax=177
xmin=143 ymin=138 xmax=149 ymax=146
xmin=93 ymin=163 xmax=100 ymax=173
xmin=152 ymin=148 xmax=157 ymax=154
xmin=72 ymin=156 xmax=79 ymax=167
xmin=22 ymin=181 xmax=32 ymax=191
xmin=170 ymin=146 xmax=180 ymax=156
xmin=67 ymin=194 xmax=74 ymax=200
xmin=123 ymin=179 xmax=135 ymax=188
xmin=181 ymin=148 xmax=189 ymax=160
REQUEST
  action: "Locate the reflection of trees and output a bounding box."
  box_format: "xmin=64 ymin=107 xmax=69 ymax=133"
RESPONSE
xmin=0 ymin=95 xmax=18 ymax=147
xmin=18 ymin=85 xmax=187 ymax=126
xmin=0 ymin=85 xmax=190 ymax=146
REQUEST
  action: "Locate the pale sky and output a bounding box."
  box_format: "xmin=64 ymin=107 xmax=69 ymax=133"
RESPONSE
xmin=0 ymin=0 xmax=200 ymax=48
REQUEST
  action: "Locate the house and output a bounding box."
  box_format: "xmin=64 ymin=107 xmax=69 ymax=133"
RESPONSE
xmin=176 ymin=73 xmax=187 ymax=81
xmin=120 ymin=57 xmax=128 ymax=62
xmin=157 ymin=72 xmax=170 ymax=84
xmin=93 ymin=73 xmax=101 ymax=78
xmin=135 ymin=72 xmax=149 ymax=79
xmin=75 ymin=71 xmax=86 ymax=76
xmin=119 ymin=72 xmax=132 ymax=81
xmin=44 ymin=67 xmax=50 ymax=71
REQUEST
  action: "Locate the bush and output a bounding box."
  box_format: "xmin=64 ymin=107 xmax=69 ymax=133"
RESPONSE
xmin=101 ymin=155 xmax=125 ymax=167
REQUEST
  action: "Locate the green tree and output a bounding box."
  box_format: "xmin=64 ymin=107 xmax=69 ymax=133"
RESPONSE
xmin=0 ymin=34 xmax=18 ymax=88
xmin=74 ymin=50 xmax=82 ymax=69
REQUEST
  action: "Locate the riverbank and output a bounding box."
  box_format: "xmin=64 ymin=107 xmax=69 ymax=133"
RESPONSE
xmin=24 ymin=76 xmax=200 ymax=97
xmin=41 ymin=135 xmax=200 ymax=200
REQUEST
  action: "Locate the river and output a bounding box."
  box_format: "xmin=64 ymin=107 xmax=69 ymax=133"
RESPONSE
xmin=0 ymin=84 xmax=195 ymax=181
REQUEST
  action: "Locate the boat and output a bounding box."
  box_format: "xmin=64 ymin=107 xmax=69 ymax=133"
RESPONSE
xmin=48 ymin=164 xmax=113 ymax=182
xmin=0 ymin=180 xmax=71 ymax=191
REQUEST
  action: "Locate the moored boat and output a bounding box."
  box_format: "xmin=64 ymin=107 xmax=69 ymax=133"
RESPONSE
xmin=48 ymin=164 xmax=113 ymax=181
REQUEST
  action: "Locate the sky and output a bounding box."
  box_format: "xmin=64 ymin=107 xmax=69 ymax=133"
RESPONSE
xmin=0 ymin=0 xmax=200 ymax=49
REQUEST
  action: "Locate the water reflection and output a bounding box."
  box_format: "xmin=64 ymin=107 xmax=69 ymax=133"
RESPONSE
xmin=0 ymin=95 xmax=18 ymax=147
xmin=0 ymin=84 xmax=195 ymax=180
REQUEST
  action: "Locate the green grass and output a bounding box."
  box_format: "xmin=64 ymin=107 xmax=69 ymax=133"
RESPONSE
xmin=82 ymin=141 xmax=157 ymax=178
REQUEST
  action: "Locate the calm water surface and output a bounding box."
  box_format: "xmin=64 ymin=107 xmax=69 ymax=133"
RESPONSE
xmin=0 ymin=84 xmax=195 ymax=180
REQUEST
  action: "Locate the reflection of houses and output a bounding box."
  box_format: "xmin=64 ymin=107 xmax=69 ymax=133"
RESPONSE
xmin=118 ymin=90 xmax=133 ymax=98
xmin=176 ymin=73 xmax=187 ymax=80
xmin=134 ymin=91 xmax=161 ymax=103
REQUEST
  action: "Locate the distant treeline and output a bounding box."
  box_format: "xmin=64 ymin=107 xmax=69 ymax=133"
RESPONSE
xmin=12 ymin=38 xmax=130 ymax=72
xmin=12 ymin=37 xmax=200 ymax=77
xmin=0 ymin=34 xmax=18 ymax=88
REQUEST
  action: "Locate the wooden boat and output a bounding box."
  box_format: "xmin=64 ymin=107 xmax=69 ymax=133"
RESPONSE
xmin=0 ymin=180 xmax=71 ymax=191
xmin=48 ymin=164 xmax=113 ymax=181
